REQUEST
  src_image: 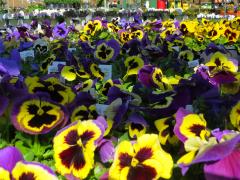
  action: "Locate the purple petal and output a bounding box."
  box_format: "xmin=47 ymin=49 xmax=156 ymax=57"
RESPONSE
xmin=94 ymin=116 xmax=108 ymax=137
xmin=204 ymin=149 xmax=240 ymax=180
xmin=99 ymin=139 xmax=115 ymax=163
xmin=173 ymin=108 xmax=192 ymax=142
xmin=127 ymin=113 xmax=147 ymax=126
xmin=0 ymin=146 xmax=23 ymax=172
xmin=192 ymin=135 xmax=240 ymax=165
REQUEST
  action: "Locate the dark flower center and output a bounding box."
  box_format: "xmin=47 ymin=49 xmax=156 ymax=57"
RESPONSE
xmin=19 ymin=172 xmax=35 ymax=180
xmin=189 ymin=124 xmax=205 ymax=136
xmin=27 ymin=104 xmax=58 ymax=128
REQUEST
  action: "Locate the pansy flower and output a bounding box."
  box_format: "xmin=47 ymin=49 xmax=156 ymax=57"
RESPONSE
xmin=40 ymin=55 xmax=56 ymax=72
xmin=123 ymin=56 xmax=144 ymax=81
xmin=60 ymin=65 xmax=91 ymax=82
xmin=94 ymin=39 xmax=120 ymax=63
xmin=155 ymin=116 xmax=178 ymax=145
xmin=152 ymin=68 xmax=173 ymax=91
xmin=119 ymin=30 xmax=132 ymax=43
xmin=25 ymin=76 xmax=76 ymax=105
xmin=53 ymin=118 xmax=105 ymax=179
xmin=221 ymin=73 xmax=240 ymax=94
xmin=71 ymin=105 xmax=98 ymax=122
xmin=90 ymin=63 xmax=104 ymax=81
xmin=0 ymin=146 xmax=58 ymax=180
xmin=131 ymin=30 xmax=144 ymax=40
xmin=75 ymin=79 xmax=94 ymax=92
xmin=223 ymin=28 xmax=239 ymax=43
xmin=230 ymin=101 xmax=240 ymax=131
xmin=206 ymin=24 xmax=221 ymax=41
xmin=11 ymin=94 xmax=68 ymax=134
xmin=178 ymin=50 xmax=194 ymax=61
xmin=174 ymin=108 xmax=210 ymax=142
xmin=83 ymin=19 xmax=102 ymax=36
xmin=100 ymin=79 xmax=121 ymax=97
xmin=107 ymin=23 xmax=120 ymax=33
xmin=206 ymin=52 xmax=238 ymax=73
xmin=177 ymin=132 xmax=240 ymax=179
xmin=204 ymin=52 xmax=238 ymax=85
xmin=180 ymin=20 xmax=197 ymax=35
xmin=109 ymin=134 xmax=173 ymax=180
xmin=60 ymin=65 xmax=77 ymax=81
xmin=52 ymin=22 xmax=69 ymax=38
xmin=126 ymin=113 xmax=148 ymax=139
xmin=138 ymin=65 xmax=173 ymax=91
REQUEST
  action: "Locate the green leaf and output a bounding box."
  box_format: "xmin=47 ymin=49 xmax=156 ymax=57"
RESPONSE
xmin=118 ymin=132 xmax=129 ymax=143
xmin=99 ymin=32 xmax=109 ymax=39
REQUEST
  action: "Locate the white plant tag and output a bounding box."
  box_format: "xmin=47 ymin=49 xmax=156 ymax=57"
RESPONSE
xmin=48 ymin=61 xmax=66 ymax=74
xmin=68 ymin=48 xmax=76 ymax=53
xmin=20 ymin=50 xmax=34 ymax=61
xmin=172 ymin=46 xmax=180 ymax=52
xmin=99 ymin=65 xmax=112 ymax=81
xmin=185 ymin=104 xmax=193 ymax=112
xmin=188 ymin=59 xmax=199 ymax=68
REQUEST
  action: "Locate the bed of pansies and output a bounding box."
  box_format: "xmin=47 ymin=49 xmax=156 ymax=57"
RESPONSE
xmin=0 ymin=14 xmax=240 ymax=180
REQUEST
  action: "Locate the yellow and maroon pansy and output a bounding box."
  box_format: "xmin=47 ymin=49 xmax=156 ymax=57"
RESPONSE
xmin=155 ymin=116 xmax=179 ymax=145
xmin=11 ymin=95 xmax=68 ymax=134
xmin=223 ymin=28 xmax=239 ymax=43
xmin=25 ymin=76 xmax=76 ymax=105
xmin=180 ymin=20 xmax=197 ymax=35
xmin=174 ymin=108 xmax=210 ymax=142
xmin=83 ymin=19 xmax=102 ymax=36
xmin=123 ymin=56 xmax=144 ymax=81
xmin=0 ymin=146 xmax=58 ymax=180
xmin=230 ymin=101 xmax=240 ymax=131
xmin=12 ymin=161 xmax=58 ymax=180
xmin=71 ymin=105 xmax=98 ymax=122
xmin=109 ymin=134 xmax=173 ymax=180
xmin=119 ymin=30 xmax=132 ymax=43
xmin=53 ymin=119 xmax=103 ymax=179
xmin=80 ymin=33 xmax=90 ymax=42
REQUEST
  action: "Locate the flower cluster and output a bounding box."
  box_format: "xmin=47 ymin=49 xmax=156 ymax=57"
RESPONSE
xmin=0 ymin=14 xmax=239 ymax=180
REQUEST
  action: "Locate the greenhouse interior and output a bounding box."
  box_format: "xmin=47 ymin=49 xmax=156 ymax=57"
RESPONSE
xmin=0 ymin=0 xmax=239 ymax=180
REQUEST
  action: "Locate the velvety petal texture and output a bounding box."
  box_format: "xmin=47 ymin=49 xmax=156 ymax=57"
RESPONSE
xmin=11 ymin=95 xmax=68 ymax=134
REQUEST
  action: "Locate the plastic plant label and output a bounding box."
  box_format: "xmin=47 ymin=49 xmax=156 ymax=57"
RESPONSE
xmin=172 ymin=46 xmax=180 ymax=52
xmin=68 ymin=48 xmax=77 ymax=53
xmin=99 ymin=65 xmax=112 ymax=81
xmin=96 ymin=104 xmax=109 ymax=116
xmin=48 ymin=61 xmax=66 ymax=74
xmin=20 ymin=50 xmax=35 ymax=61
xmin=185 ymin=104 xmax=193 ymax=112
xmin=188 ymin=59 xmax=199 ymax=68
xmin=89 ymin=88 xmax=97 ymax=98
